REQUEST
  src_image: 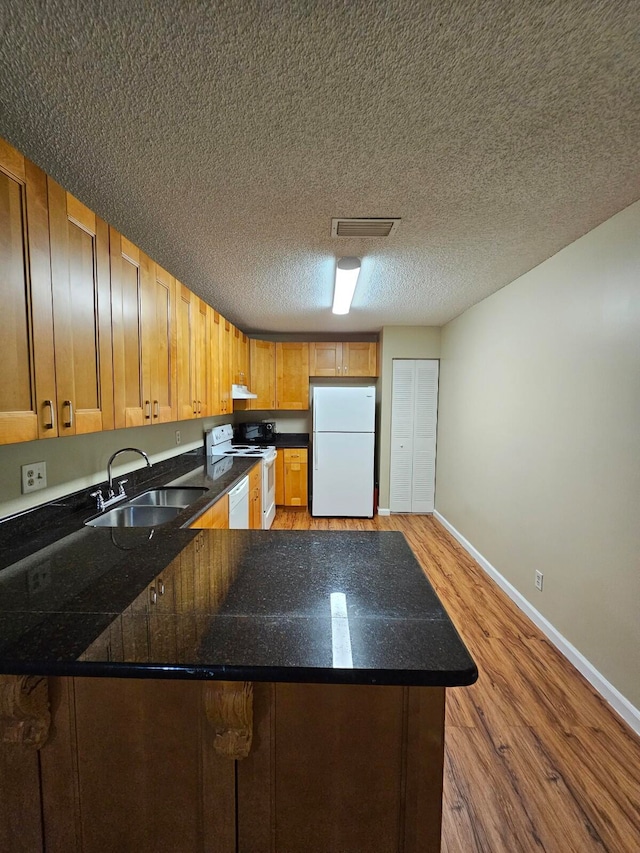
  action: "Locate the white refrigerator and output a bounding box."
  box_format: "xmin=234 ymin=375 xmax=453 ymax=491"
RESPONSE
xmin=312 ymin=385 xmax=376 ymax=517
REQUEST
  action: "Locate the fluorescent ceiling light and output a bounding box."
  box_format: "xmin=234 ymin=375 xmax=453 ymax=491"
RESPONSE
xmin=332 ymin=257 xmax=361 ymax=315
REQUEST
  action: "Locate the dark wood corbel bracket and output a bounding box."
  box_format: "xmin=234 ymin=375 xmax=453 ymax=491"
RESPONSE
xmin=204 ymin=680 xmax=253 ymax=759
xmin=0 ymin=675 xmax=51 ymax=749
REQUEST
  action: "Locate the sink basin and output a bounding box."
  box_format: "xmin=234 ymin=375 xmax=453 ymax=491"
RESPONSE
xmin=127 ymin=487 xmax=208 ymax=507
xmin=86 ymin=505 xmax=184 ymax=528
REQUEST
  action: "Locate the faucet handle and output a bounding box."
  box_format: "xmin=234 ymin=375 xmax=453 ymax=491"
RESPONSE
xmin=90 ymin=489 xmax=105 ymax=512
xmin=117 ymin=478 xmax=128 ymax=496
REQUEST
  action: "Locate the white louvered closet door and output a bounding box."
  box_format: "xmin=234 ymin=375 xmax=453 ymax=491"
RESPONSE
xmin=390 ymin=359 xmax=439 ymax=513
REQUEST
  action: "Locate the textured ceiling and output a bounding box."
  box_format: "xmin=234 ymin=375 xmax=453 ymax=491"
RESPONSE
xmin=1 ymin=0 xmax=639 ymax=333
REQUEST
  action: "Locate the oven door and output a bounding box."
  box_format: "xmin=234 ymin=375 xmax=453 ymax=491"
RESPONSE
xmin=262 ymin=453 xmax=276 ymax=529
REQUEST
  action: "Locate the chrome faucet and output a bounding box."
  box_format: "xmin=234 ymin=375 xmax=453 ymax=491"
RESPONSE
xmin=91 ymin=447 xmax=152 ymax=512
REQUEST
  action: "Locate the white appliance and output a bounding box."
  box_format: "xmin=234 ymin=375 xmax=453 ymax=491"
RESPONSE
xmin=312 ymin=386 xmax=375 ymax=517
xmin=228 ymin=476 xmax=249 ymax=529
xmin=205 ymin=424 xmax=276 ymax=529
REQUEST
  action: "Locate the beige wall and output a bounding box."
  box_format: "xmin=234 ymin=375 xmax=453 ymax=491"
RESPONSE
xmin=436 ymin=200 xmax=640 ymax=710
xmin=0 ymin=415 xmax=230 ymax=520
xmin=378 ymin=326 xmax=441 ymax=508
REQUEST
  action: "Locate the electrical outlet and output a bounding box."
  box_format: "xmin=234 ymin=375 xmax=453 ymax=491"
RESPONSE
xmin=175 ymin=430 xmax=181 ymax=445
xmin=28 ymin=561 xmax=52 ymax=596
xmin=535 ymin=570 xmax=544 ymax=592
xmin=21 ymin=461 xmax=47 ymax=493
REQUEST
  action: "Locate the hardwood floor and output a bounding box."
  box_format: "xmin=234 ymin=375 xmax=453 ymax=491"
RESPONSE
xmin=272 ymin=510 xmax=640 ymax=852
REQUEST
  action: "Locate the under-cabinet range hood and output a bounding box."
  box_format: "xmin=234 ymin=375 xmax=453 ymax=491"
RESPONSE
xmin=231 ymin=384 xmax=258 ymax=399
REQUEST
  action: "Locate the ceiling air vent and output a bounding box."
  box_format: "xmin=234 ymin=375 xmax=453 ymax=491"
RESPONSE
xmin=331 ymin=217 xmax=401 ymax=238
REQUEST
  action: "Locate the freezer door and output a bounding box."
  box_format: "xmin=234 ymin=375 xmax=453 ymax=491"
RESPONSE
xmin=313 ymin=386 xmax=376 ymax=433
xmin=312 ymin=431 xmax=374 ymax=517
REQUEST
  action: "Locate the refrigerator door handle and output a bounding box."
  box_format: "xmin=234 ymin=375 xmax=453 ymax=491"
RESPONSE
xmin=314 ymin=439 xmax=318 ymax=470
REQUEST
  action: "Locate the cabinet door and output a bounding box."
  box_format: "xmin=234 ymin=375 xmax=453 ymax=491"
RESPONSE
xmin=275 ymin=449 xmax=285 ymax=506
xmin=176 ymin=283 xmax=196 ymax=419
xmin=195 ymin=297 xmax=209 ymax=417
xmin=218 ymin=315 xmax=233 ymax=415
xmin=249 ymin=339 xmax=275 ymax=410
xmin=233 ymin=328 xmax=250 ymax=387
xmin=0 ymin=141 xmax=57 ymax=444
xmin=276 ymin=342 xmax=309 ymax=410
xmin=210 ymin=310 xmax=222 ymax=416
xmin=249 ymin=463 xmax=262 ymax=528
xmin=110 ymin=229 xmax=146 ymax=428
xmin=49 ymin=182 xmax=114 ymax=435
xmin=142 ymin=263 xmax=177 ymax=424
xmin=343 ymin=342 xmax=377 ymax=377
xmin=149 ymin=564 xmax=178 ymax=662
xmin=189 ymin=495 xmax=229 ymax=529
xmin=309 ymin=341 xmax=342 ymax=377
xmin=284 ymin=449 xmax=308 ymax=507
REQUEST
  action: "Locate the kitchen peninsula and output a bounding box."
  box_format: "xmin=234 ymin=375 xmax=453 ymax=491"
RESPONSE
xmin=0 ymin=451 xmax=476 ymax=853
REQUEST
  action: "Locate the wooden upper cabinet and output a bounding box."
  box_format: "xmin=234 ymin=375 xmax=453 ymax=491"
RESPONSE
xmin=142 ymin=262 xmax=177 ymax=424
xmin=249 ymin=339 xmax=275 ymax=410
xmin=194 ymin=297 xmax=209 ymax=417
xmin=210 ymin=310 xmax=221 ymax=416
xmin=343 ymin=342 xmax=378 ymax=377
xmin=218 ymin=315 xmax=233 ymax=415
xmin=233 ymin=327 xmax=250 ymax=387
xmin=110 ymin=229 xmax=146 ymax=428
xmin=276 ymin=342 xmax=309 ymax=409
xmin=0 ymin=140 xmax=57 ymax=445
xmin=176 ymin=283 xmax=196 ymax=419
xmin=309 ymin=342 xmax=378 ymax=377
xmin=308 ymin=341 xmax=342 ymax=377
xmin=49 ymin=181 xmax=114 ymax=435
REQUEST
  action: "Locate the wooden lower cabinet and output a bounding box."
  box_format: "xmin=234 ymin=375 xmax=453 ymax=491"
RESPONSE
xmin=1 ymin=677 xmax=444 ymax=852
xmin=248 ymin=463 xmax=262 ymax=529
xmin=189 ymin=494 xmax=229 ymax=529
xmin=276 ymin=448 xmax=308 ymax=507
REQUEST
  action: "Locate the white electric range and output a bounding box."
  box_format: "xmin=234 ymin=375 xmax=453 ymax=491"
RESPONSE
xmin=205 ymin=424 xmax=276 ymax=529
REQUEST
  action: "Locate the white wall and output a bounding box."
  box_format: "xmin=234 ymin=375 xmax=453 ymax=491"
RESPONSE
xmin=436 ymin=200 xmax=640 ymax=711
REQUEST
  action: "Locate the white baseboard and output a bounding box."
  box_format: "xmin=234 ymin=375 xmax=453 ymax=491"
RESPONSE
xmin=377 ymin=507 xmax=390 ymax=516
xmin=434 ymin=510 xmax=640 ymax=737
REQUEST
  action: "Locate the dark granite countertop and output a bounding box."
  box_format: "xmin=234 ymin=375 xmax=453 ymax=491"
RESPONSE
xmin=0 ymin=449 xmax=477 ymax=688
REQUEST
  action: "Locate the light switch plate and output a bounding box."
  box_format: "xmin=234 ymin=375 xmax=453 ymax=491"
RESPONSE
xmin=21 ymin=461 xmax=47 ymax=493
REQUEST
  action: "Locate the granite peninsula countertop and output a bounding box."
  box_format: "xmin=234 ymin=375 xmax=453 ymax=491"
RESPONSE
xmin=0 ymin=449 xmax=477 ymax=687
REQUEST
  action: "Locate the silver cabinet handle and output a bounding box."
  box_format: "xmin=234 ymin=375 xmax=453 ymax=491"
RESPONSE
xmin=344 ymin=366 xmax=348 ymax=374
xmin=153 ymin=400 xmax=159 ymax=419
xmin=145 ymin=400 xmax=151 ymax=419
xmin=150 ymin=586 xmax=157 ymax=605
xmin=158 ymin=580 xmax=165 ymax=596
xmin=63 ymin=400 xmax=73 ymax=428
xmin=197 ymin=400 xmax=202 ymax=414
xmin=193 ymin=400 xmax=197 ymax=415
xmin=43 ymin=399 xmax=55 ymax=430
xmin=337 ymin=365 xmax=341 ymax=373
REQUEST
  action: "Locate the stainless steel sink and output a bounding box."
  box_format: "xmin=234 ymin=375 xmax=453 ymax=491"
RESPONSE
xmin=127 ymin=487 xmax=208 ymax=507
xmin=86 ymin=504 xmax=184 ymax=528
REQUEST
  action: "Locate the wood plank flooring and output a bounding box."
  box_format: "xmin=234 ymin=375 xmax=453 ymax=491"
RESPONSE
xmin=272 ymin=510 xmax=640 ymax=852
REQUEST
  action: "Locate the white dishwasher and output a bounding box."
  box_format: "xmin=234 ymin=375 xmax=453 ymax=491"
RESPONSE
xmin=228 ymin=476 xmax=249 ymax=529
